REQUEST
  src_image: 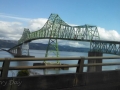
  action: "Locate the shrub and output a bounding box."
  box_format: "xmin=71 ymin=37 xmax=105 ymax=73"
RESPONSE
xmin=17 ymin=70 xmax=29 ymax=77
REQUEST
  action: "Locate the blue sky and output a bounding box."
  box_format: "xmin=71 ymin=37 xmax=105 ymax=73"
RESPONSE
xmin=0 ymin=0 xmax=120 ymax=47
xmin=0 ymin=0 xmax=120 ymax=30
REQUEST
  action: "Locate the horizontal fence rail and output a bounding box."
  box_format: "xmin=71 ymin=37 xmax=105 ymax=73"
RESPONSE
xmin=0 ymin=56 xmax=120 ymax=61
xmin=0 ymin=56 xmax=120 ymax=78
xmin=0 ymin=64 xmax=79 ymax=70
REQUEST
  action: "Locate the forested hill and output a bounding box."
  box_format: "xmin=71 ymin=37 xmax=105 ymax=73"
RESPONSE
xmin=0 ymin=40 xmax=89 ymax=52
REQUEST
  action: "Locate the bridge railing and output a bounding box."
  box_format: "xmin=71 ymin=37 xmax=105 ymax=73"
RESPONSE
xmin=0 ymin=56 xmax=120 ymax=78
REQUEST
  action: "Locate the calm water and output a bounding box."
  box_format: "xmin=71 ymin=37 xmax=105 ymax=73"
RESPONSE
xmin=0 ymin=50 xmax=120 ymax=77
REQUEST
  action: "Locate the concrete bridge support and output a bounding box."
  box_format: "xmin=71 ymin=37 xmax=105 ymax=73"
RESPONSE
xmin=12 ymin=50 xmax=14 ymax=53
xmin=13 ymin=49 xmax=15 ymax=54
xmin=16 ymin=47 xmax=22 ymax=56
xmin=15 ymin=49 xmax=17 ymax=54
xmin=87 ymin=51 xmax=103 ymax=72
xmin=22 ymin=42 xmax=29 ymax=56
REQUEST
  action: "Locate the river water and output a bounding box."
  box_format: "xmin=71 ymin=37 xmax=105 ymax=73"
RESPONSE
xmin=0 ymin=50 xmax=120 ymax=77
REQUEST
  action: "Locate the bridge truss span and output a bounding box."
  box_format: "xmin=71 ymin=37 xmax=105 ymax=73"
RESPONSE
xmin=91 ymin=40 xmax=120 ymax=55
xmin=18 ymin=13 xmax=100 ymax=44
xmin=8 ymin=13 xmax=120 ymax=57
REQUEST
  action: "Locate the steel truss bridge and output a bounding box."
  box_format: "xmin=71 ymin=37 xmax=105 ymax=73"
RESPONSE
xmin=8 ymin=14 xmax=120 ymax=61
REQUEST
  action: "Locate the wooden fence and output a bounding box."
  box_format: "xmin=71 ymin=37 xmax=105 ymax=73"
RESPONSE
xmin=0 ymin=56 xmax=120 ymax=78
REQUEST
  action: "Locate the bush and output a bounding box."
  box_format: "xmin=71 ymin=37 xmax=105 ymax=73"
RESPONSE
xmin=17 ymin=70 xmax=29 ymax=77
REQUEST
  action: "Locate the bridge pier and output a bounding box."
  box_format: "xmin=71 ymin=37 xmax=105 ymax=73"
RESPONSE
xmin=13 ymin=49 xmax=15 ymax=54
xmin=12 ymin=50 xmax=14 ymax=53
xmin=15 ymin=49 xmax=17 ymax=54
xmin=87 ymin=51 xmax=103 ymax=72
xmin=16 ymin=47 xmax=22 ymax=56
xmin=22 ymin=43 xmax=29 ymax=56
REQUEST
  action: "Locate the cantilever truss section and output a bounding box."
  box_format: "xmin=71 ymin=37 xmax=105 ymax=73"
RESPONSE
xmin=18 ymin=14 xmax=100 ymax=44
xmin=13 ymin=14 xmax=100 ymax=59
xmin=90 ymin=41 xmax=120 ymax=55
xmin=18 ymin=28 xmax=31 ymax=43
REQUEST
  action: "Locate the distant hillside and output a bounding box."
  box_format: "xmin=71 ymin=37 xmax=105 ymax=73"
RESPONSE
xmin=0 ymin=40 xmax=90 ymax=52
xmin=0 ymin=40 xmax=18 ymax=48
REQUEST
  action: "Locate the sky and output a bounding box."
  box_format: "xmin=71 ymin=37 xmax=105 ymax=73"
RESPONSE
xmin=0 ymin=0 xmax=120 ymax=47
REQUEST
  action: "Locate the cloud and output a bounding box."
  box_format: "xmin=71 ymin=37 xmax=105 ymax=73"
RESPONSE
xmin=98 ymin=27 xmax=120 ymax=41
xmin=0 ymin=15 xmax=48 ymax=40
xmin=28 ymin=18 xmax=48 ymax=31
xmin=0 ymin=21 xmax=23 ymax=40
xmin=58 ymin=40 xmax=89 ymax=48
xmin=67 ymin=23 xmax=78 ymax=26
xmin=0 ymin=13 xmax=31 ymax=21
xmin=0 ymin=14 xmax=120 ymax=48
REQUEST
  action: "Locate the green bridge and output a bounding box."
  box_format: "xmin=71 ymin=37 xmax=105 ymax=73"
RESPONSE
xmin=8 ymin=13 xmax=120 ymax=57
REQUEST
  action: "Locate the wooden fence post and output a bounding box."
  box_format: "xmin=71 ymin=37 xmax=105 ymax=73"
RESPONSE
xmin=76 ymin=57 xmax=84 ymax=73
xmin=1 ymin=58 xmax=10 ymax=78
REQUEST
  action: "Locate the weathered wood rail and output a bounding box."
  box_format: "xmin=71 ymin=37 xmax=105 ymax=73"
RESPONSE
xmin=0 ymin=56 xmax=120 ymax=78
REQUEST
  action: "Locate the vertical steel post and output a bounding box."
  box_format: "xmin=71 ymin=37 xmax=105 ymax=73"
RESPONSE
xmin=45 ymin=38 xmax=59 ymax=63
xmin=45 ymin=14 xmax=60 ymax=64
